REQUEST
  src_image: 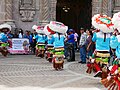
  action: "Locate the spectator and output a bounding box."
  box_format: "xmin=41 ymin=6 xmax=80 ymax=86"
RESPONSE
xmin=31 ymin=30 xmax=37 ymax=54
xmin=13 ymin=28 xmax=19 ymax=38
xmin=67 ymin=29 xmax=75 ymax=61
xmin=74 ymin=31 xmax=79 ymax=51
xmin=18 ymin=29 xmax=24 ymax=38
xmin=85 ymin=29 xmax=94 ymax=59
xmin=78 ymin=28 xmax=87 ymax=64
xmin=64 ymin=30 xmax=69 ymax=59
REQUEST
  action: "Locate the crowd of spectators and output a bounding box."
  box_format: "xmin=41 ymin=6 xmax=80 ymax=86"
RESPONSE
xmin=7 ymin=27 xmax=95 ymax=63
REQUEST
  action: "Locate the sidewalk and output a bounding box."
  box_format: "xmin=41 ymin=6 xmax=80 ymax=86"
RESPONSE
xmin=0 ymin=54 xmax=106 ymax=90
xmin=0 ymin=86 xmax=103 ymax=90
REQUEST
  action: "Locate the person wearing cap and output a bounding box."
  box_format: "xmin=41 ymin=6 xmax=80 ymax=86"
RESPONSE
xmin=66 ymin=29 xmax=75 ymax=62
xmin=78 ymin=28 xmax=87 ymax=64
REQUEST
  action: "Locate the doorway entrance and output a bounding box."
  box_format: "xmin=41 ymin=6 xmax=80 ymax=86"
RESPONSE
xmin=56 ymin=0 xmax=92 ymax=33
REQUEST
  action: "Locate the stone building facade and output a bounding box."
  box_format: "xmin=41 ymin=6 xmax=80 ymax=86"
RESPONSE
xmin=0 ymin=0 xmax=120 ymax=32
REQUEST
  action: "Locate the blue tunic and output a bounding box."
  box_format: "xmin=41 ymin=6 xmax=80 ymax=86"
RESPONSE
xmin=92 ymin=32 xmax=111 ymax=51
xmin=35 ymin=34 xmax=46 ymax=43
xmin=68 ymin=33 xmax=75 ymax=44
xmin=110 ymin=35 xmax=120 ymax=58
xmin=46 ymin=35 xmax=54 ymax=45
xmin=52 ymin=33 xmax=65 ymax=48
xmin=0 ymin=33 xmax=8 ymax=42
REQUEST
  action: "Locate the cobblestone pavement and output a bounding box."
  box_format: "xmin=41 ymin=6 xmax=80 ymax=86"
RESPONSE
xmin=0 ymin=53 xmax=106 ymax=90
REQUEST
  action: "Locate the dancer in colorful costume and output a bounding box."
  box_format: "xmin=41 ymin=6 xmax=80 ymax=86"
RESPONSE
xmin=101 ymin=12 xmax=120 ymax=90
xmin=44 ymin=21 xmax=68 ymax=70
xmin=32 ymin=25 xmax=46 ymax=57
xmin=86 ymin=14 xmax=114 ymax=78
xmin=43 ymin=24 xmax=55 ymax=62
xmin=0 ymin=23 xmax=11 ymax=57
xmin=101 ymin=59 xmax=120 ymax=90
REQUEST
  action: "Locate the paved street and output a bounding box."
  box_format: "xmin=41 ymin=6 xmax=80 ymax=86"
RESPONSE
xmin=0 ymin=53 xmax=106 ymax=90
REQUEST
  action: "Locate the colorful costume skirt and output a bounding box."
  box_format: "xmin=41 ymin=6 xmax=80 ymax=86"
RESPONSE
xmin=53 ymin=47 xmax=64 ymax=64
xmin=46 ymin=45 xmax=54 ymax=62
xmin=36 ymin=43 xmax=45 ymax=57
xmin=94 ymin=51 xmax=110 ymax=65
xmin=86 ymin=51 xmax=110 ymax=77
xmin=101 ymin=59 xmax=120 ymax=90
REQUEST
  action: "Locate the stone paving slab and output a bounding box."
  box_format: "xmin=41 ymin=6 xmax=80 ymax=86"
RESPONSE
xmin=0 ymin=54 xmax=106 ymax=90
xmin=0 ymin=86 xmax=104 ymax=90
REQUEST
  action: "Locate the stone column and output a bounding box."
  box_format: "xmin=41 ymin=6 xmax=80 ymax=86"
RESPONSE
xmin=5 ymin=0 xmax=13 ymax=21
xmin=101 ymin=0 xmax=109 ymax=15
xmin=5 ymin=0 xmax=15 ymax=32
xmin=0 ymin=0 xmax=6 ymax=23
xmin=41 ymin=0 xmax=50 ymax=25
xmin=113 ymin=0 xmax=120 ymax=14
xmin=108 ymin=0 xmax=113 ymax=17
xmin=92 ymin=0 xmax=103 ymax=16
xmin=114 ymin=0 xmax=120 ymax=6
xmin=50 ymin=0 xmax=57 ymax=21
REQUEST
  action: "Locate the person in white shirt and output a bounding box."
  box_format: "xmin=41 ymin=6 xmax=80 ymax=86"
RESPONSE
xmin=78 ymin=28 xmax=87 ymax=64
xmin=18 ymin=29 xmax=24 ymax=38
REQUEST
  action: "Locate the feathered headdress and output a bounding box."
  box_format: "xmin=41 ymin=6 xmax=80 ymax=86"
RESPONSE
xmin=43 ymin=24 xmax=55 ymax=35
xmin=0 ymin=23 xmax=11 ymax=31
xmin=32 ymin=25 xmax=45 ymax=34
xmin=92 ymin=14 xmax=114 ymax=33
xmin=48 ymin=21 xmax=68 ymax=34
xmin=112 ymin=12 xmax=120 ymax=32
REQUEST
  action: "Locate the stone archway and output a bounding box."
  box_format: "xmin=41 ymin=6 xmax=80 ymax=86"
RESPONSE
xmin=54 ymin=0 xmax=113 ymax=33
xmin=56 ymin=0 xmax=92 ymax=33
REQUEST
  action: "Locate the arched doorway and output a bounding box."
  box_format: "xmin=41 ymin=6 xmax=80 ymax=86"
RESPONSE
xmin=56 ymin=0 xmax=92 ymax=33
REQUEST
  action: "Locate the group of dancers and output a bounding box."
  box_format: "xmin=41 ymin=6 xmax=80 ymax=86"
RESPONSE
xmin=32 ymin=21 xmax=68 ymax=70
xmin=1 ymin=10 xmax=120 ymax=89
xmin=86 ymin=12 xmax=120 ymax=90
xmin=0 ymin=21 xmax=68 ymax=70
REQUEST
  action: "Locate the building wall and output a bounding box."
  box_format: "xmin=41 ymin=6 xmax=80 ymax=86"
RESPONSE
xmin=12 ymin=0 xmax=56 ymax=32
xmin=0 ymin=0 xmax=5 ymax=24
xmin=0 ymin=0 xmax=119 ymax=32
xmin=13 ymin=0 xmax=41 ymax=31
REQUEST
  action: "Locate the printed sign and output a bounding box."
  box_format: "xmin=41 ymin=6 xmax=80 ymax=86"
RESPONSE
xmin=8 ymin=38 xmax=30 ymax=54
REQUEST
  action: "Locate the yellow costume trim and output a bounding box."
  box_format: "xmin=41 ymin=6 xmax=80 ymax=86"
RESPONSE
xmin=48 ymin=47 xmax=53 ymax=50
xmin=53 ymin=55 xmax=64 ymax=57
xmin=96 ymin=52 xmax=110 ymax=57
xmin=54 ymin=48 xmax=64 ymax=51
